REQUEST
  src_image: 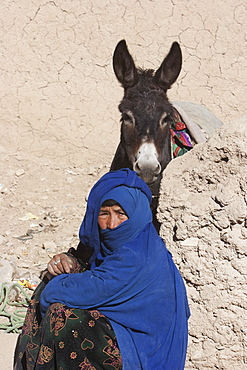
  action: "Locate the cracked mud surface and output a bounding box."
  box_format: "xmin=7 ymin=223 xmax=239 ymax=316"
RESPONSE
xmin=0 ymin=0 xmax=246 ymax=368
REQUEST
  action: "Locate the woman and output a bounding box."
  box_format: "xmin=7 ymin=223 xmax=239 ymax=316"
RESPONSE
xmin=14 ymin=168 xmax=190 ymax=370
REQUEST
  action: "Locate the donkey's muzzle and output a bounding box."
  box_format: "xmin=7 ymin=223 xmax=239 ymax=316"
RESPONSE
xmin=133 ymin=142 xmax=161 ymax=185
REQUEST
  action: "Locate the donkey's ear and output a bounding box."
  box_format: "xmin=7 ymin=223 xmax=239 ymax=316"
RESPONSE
xmin=154 ymin=42 xmax=182 ymax=91
xmin=113 ymin=40 xmax=139 ymax=88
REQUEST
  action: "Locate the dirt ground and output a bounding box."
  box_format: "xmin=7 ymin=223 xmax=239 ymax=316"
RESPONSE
xmin=0 ymin=0 xmax=246 ymax=368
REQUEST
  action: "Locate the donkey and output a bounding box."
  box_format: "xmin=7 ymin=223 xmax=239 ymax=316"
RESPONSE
xmin=110 ymin=40 xmax=221 ymax=227
xmin=110 ymin=40 xmax=183 ymax=197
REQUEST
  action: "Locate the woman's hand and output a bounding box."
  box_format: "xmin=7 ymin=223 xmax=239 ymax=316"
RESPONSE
xmin=47 ymin=253 xmax=76 ymax=276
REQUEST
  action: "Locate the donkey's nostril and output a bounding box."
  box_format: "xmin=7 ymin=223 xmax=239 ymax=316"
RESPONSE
xmin=134 ymin=161 xmax=161 ymax=177
xmin=134 ymin=162 xmax=141 ymax=173
xmin=155 ymin=163 xmax=161 ymax=174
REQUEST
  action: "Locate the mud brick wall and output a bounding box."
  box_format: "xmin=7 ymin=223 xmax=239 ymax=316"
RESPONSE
xmin=158 ymin=115 xmax=247 ymax=369
xmin=1 ymin=0 xmax=246 ymax=168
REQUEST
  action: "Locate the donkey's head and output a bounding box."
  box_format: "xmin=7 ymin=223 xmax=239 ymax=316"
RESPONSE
xmin=112 ymin=40 xmax=182 ymax=186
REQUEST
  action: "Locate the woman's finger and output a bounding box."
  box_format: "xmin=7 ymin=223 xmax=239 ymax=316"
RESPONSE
xmin=59 ymin=255 xmax=73 ymax=274
xmin=47 ymin=254 xmax=74 ymax=275
xmin=47 ymin=255 xmax=64 ymax=275
xmin=47 ymin=260 xmax=60 ymax=276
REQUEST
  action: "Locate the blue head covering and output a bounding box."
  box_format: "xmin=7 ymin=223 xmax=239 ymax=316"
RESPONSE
xmin=40 ymin=169 xmax=189 ymax=370
xmin=99 ymin=186 xmax=152 ymax=254
xmin=79 ymin=168 xmax=152 ymax=263
xmin=100 ymin=186 xmax=142 ymax=217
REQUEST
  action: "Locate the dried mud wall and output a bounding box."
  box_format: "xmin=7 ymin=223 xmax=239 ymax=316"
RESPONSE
xmin=1 ymin=0 xmax=246 ymax=168
xmin=158 ymin=115 xmax=247 ymax=369
xmin=0 ymin=1 xmax=246 ymax=369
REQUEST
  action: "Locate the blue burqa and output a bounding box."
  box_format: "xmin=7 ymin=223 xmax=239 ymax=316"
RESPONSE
xmin=40 ymin=168 xmax=190 ymax=369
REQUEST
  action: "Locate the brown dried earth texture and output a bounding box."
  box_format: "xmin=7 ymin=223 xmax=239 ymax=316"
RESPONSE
xmin=0 ymin=0 xmax=246 ymax=369
xmin=158 ymin=115 xmax=247 ymax=369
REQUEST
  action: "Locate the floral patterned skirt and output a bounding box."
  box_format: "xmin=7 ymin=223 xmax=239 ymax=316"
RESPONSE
xmin=14 ymin=281 xmax=122 ymax=370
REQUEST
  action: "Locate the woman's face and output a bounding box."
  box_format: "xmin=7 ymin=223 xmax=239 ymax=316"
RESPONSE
xmin=98 ymin=205 xmax=128 ymax=230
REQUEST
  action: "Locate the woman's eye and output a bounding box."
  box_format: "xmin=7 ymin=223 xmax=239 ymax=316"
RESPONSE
xmin=118 ymin=211 xmax=127 ymax=217
xmin=99 ymin=212 xmax=108 ymax=217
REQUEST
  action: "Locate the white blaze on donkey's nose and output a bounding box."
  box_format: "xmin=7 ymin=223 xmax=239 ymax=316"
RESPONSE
xmin=134 ymin=142 xmax=161 ymax=182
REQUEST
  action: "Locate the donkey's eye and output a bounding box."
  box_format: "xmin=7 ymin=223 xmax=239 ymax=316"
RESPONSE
xmin=159 ymin=113 xmax=169 ymax=127
xmin=122 ymin=112 xmax=135 ymax=125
